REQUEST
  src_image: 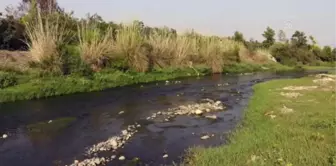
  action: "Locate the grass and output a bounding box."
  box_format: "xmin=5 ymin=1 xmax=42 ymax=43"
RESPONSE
xmin=25 ymin=9 xmax=69 ymax=73
xmin=0 ymin=63 xmax=323 ymax=103
xmin=185 ymin=75 xmax=335 ymax=166
xmin=0 ymin=67 xmax=209 ymax=103
xmin=77 ymin=21 xmax=114 ymax=70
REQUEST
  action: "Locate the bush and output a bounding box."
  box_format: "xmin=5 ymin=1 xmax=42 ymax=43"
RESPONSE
xmin=0 ymin=16 xmax=27 ymax=50
xmin=0 ymin=71 xmax=18 ymax=88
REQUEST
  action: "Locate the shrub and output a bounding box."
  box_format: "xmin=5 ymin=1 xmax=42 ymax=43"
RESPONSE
xmin=0 ymin=71 xmax=18 ymax=88
xmin=24 ymin=10 xmax=70 ymax=74
xmin=77 ymin=21 xmax=114 ymax=71
xmin=114 ymin=23 xmax=150 ymax=72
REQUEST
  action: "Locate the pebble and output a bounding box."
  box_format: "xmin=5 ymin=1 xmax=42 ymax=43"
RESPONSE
xmin=119 ymin=156 xmax=125 ymax=160
xmin=163 ymin=154 xmax=168 ymax=158
xmin=122 ymin=130 xmax=128 ymax=135
xmin=119 ymin=111 xmax=125 ymax=115
xmin=2 ymin=134 xmax=8 ymax=139
xmin=194 ymin=109 xmax=203 ymax=115
xmin=48 ymin=120 xmax=52 ymax=123
xmin=74 ymin=160 xmax=79 ymax=164
xmin=201 ymin=135 xmax=210 ymax=140
xmin=136 ymin=124 xmax=141 ymax=128
xmin=205 ymin=115 xmax=217 ymax=120
xmin=111 ymin=155 xmax=116 ymax=159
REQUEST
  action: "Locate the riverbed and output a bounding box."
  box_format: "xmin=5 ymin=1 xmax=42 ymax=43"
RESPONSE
xmin=0 ymin=70 xmax=327 ymax=166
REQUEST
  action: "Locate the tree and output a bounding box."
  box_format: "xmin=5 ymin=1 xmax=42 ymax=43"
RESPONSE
xmin=262 ymin=26 xmax=275 ymax=48
xmin=291 ymin=31 xmax=308 ymax=48
xmin=278 ymin=30 xmax=287 ymax=43
xmin=232 ymin=31 xmax=245 ymax=43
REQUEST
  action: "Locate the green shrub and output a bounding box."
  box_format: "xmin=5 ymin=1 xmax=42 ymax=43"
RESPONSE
xmin=0 ymin=72 xmax=18 ymax=88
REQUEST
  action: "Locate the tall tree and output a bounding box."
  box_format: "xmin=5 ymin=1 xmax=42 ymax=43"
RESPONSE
xmin=291 ymin=31 xmax=308 ymax=47
xmin=278 ymin=30 xmax=287 ymax=43
xmin=232 ymin=31 xmax=245 ymax=43
xmin=262 ymin=26 xmax=275 ymax=48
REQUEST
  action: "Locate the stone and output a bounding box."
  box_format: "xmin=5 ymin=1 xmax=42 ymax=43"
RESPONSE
xmin=48 ymin=120 xmax=53 ymax=123
xmin=74 ymin=160 xmax=79 ymax=164
xmin=163 ymin=154 xmax=168 ymax=158
xmin=119 ymin=156 xmax=125 ymax=160
xmin=94 ymin=158 xmax=101 ymax=164
xmin=111 ymin=155 xmax=116 ymax=159
xmin=205 ymin=108 xmax=211 ymax=112
xmin=194 ymin=109 xmax=203 ymax=115
xmin=2 ymin=134 xmax=8 ymax=139
xmin=205 ymin=115 xmax=217 ymax=120
xmin=122 ymin=130 xmax=128 ymax=135
xmin=201 ymin=135 xmax=210 ymax=140
xmin=119 ymin=111 xmax=125 ymax=115
xmin=136 ymin=124 xmax=141 ymax=128
xmin=215 ymin=101 xmax=221 ymax=105
xmin=109 ymin=139 xmax=118 ymax=148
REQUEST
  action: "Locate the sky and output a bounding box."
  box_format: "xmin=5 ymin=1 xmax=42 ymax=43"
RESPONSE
xmin=1 ymin=0 xmax=335 ymax=46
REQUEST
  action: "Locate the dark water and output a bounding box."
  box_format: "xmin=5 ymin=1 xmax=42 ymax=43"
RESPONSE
xmin=0 ymin=70 xmax=328 ymax=166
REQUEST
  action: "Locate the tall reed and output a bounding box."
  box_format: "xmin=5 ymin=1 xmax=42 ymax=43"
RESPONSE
xmin=114 ymin=23 xmax=149 ymax=72
xmin=25 ymin=9 xmax=68 ymax=73
xmin=77 ymin=21 xmax=114 ymax=70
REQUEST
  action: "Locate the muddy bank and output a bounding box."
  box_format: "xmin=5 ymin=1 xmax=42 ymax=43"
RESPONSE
xmin=0 ymin=70 xmax=328 ymax=166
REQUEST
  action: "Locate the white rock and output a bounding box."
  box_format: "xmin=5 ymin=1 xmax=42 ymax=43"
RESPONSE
xmin=119 ymin=111 xmax=125 ymax=115
xmin=111 ymin=155 xmax=116 ymax=159
xmin=109 ymin=139 xmax=118 ymax=148
xmin=163 ymin=154 xmax=168 ymax=158
xmin=74 ymin=160 xmax=79 ymax=164
xmin=205 ymin=115 xmax=217 ymax=120
xmin=94 ymin=158 xmax=101 ymax=164
xmin=215 ymin=101 xmax=221 ymax=105
xmin=48 ymin=120 xmax=52 ymax=123
xmin=136 ymin=124 xmax=141 ymax=128
xmin=122 ymin=130 xmax=128 ymax=135
xmin=119 ymin=156 xmax=125 ymax=160
xmin=205 ymin=109 xmax=211 ymax=112
xmin=201 ymin=135 xmax=210 ymax=140
xmin=2 ymin=134 xmax=8 ymax=139
xmin=194 ymin=109 xmax=203 ymax=115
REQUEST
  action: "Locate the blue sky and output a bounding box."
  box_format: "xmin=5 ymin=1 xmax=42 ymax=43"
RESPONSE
xmin=1 ymin=0 xmax=335 ymax=46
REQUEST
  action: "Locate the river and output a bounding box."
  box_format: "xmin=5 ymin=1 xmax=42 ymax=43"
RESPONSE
xmin=0 ymin=70 xmax=328 ymax=166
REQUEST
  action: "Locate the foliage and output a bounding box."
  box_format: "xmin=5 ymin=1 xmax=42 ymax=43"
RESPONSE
xmin=232 ymin=31 xmax=245 ymax=43
xmin=262 ymin=26 xmax=275 ymax=48
xmin=0 ymin=15 xmax=27 ymax=50
xmin=0 ymin=71 xmax=18 ymax=88
xmin=291 ymin=31 xmax=308 ymax=48
xmin=77 ymin=21 xmax=114 ymax=71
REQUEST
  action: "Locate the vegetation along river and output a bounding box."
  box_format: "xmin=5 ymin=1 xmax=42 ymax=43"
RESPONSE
xmin=0 ymin=70 xmax=329 ymax=166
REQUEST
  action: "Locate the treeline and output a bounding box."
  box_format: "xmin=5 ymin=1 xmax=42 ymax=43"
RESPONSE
xmin=0 ymin=0 xmax=335 ymax=75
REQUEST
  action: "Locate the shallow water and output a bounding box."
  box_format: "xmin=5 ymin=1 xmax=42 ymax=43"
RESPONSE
xmin=0 ymin=70 xmax=328 ymax=166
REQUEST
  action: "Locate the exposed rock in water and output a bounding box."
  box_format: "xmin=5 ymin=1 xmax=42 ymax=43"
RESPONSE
xmin=194 ymin=109 xmax=203 ymax=115
xmin=2 ymin=134 xmax=8 ymax=139
xmin=163 ymin=154 xmax=168 ymax=158
xmin=205 ymin=115 xmax=217 ymax=120
xmin=200 ymin=135 xmax=210 ymax=140
xmin=119 ymin=156 xmax=125 ymax=160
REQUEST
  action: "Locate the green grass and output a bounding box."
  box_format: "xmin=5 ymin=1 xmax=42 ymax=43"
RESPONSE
xmin=0 ymin=67 xmax=210 ymax=103
xmin=185 ymin=76 xmax=335 ymax=166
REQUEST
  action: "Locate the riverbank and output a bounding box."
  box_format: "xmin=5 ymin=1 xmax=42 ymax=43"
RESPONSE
xmin=185 ymin=74 xmax=336 ymax=166
xmin=0 ymin=63 xmax=307 ymax=103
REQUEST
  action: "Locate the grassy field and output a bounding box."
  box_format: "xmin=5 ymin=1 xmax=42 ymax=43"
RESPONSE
xmin=0 ymin=63 xmax=305 ymax=103
xmin=186 ymin=74 xmax=336 ymax=166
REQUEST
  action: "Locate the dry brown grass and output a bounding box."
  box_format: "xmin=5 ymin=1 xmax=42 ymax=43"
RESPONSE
xmin=25 ymin=10 xmax=66 ymax=64
xmin=114 ymin=23 xmax=149 ymax=72
xmin=77 ymin=21 xmax=114 ymax=70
